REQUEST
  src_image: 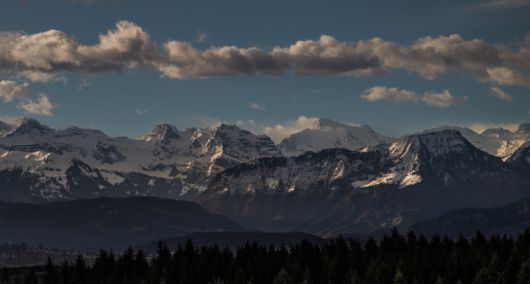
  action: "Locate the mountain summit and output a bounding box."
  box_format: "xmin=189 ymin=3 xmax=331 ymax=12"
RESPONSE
xmin=279 ymin=118 xmax=393 ymax=156
xmin=140 ymin=124 xmax=181 ymax=144
xmin=424 ymin=124 xmax=530 ymax=158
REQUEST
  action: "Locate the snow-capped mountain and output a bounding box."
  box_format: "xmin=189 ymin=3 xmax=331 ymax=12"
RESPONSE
xmin=198 ymin=130 xmax=530 ymax=235
xmin=278 ymin=118 xmax=393 ymax=156
xmin=0 ymin=119 xmax=281 ymax=202
xmin=139 ymin=123 xmax=181 ymax=144
xmin=2 ymin=118 xmax=530 ymax=235
xmin=423 ymin=124 xmax=530 ymax=159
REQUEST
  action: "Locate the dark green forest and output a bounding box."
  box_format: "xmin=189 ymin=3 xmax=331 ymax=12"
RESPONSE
xmin=4 ymin=229 xmax=530 ymax=284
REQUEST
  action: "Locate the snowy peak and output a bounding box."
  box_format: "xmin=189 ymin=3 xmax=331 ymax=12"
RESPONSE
xmin=279 ymin=118 xmax=392 ymax=156
xmin=7 ymin=118 xmax=53 ymax=136
xmin=390 ymin=130 xmax=509 ymax=185
xmin=205 ymin=123 xmax=281 ymax=161
xmin=423 ymin=125 xmax=530 ymax=158
xmin=394 ymin=130 xmax=470 ymax=157
xmin=212 ymin=123 xmax=248 ymax=137
xmin=140 ymin=123 xmax=180 ymax=144
xmin=371 ymin=130 xmax=476 ymax=189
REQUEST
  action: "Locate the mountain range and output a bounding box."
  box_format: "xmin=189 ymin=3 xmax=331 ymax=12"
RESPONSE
xmin=200 ymin=130 xmax=530 ymax=235
xmin=1 ymin=118 xmax=530 ymax=237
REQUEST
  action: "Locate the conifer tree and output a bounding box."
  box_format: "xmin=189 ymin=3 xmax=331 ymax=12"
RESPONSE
xmin=60 ymin=261 xmax=72 ymax=284
xmin=274 ymin=268 xmax=293 ymax=284
xmin=347 ymin=269 xmax=361 ymax=284
xmin=133 ymin=250 xmax=149 ymax=281
xmin=473 ymin=266 xmax=499 ymax=284
xmin=517 ymin=261 xmax=530 ymax=284
xmin=44 ymin=257 xmax=59 ymax=284
xmin=73 ymin=255 xmax=87 ymax=284
xmin=393 ymin=269 xmax=406 ymax=284
xmin=1 ymin=267 xmax=8 ymax=283
xmin=23 ymin=269 xmax=38 ymax=284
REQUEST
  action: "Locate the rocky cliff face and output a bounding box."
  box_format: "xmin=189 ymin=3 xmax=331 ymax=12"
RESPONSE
xmin=198 ymin=130 xmax=530 ymax=235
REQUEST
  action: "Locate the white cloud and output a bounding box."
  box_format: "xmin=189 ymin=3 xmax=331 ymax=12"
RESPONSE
xmin=489 ymin=86 xmax=512 ymax=102
xmin=17 ymin=94 xmax=55 ymax=116
xmin=135 ymin=108 xmax=148 ymax=115
xmin=148 ymin=33 xmax=530 ymax=87
xmin=485 ymin=67 xmax=530 ymax=86
xmin=0 ymin=21 xmax=156 ymax=80
xmin=362 ymin=86 xmax=466 ymax=108
xmin=0 ymin=115 xmax=21 ymax=125
xmin=18 ymin=71 xmax=65 ymax=83
xmin=156 ymin=41 xmax=284 ymax=79
xmin=0 ymin=80 xmax=30 ymax=102
xmin=249 ymin=102 xmax=266 ymax=111
xmin=0 ymin=80 xmax=56 ymax=116
xmin=421 ymin=90 xmax=468 ymax=107
xmin=0 ymin=22 xmax=528 ymax=88
xmin=361 ymin=86 xmax=419 ymax=103
xmin=263 ymin=116 xmax=320 ymax=143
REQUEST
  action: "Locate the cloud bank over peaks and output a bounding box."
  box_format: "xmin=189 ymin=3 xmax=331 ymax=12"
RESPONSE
xmin=0 ymin=21 xmax=528 ymax=89
xmin=263 ymin=116 xmax=321 ymax=143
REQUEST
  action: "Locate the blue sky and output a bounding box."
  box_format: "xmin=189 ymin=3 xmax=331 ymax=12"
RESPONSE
xmin=0 ymin=0 xmax=529 ymax=139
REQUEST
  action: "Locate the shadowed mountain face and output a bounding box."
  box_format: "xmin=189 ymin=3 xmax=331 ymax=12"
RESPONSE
xmin=198 ymin=130 xmax=530 ymax=235
xmin=0 ymin=197 xmax=240 ymax=249
xmin=410 ymin=197 xmax=530 ymax=238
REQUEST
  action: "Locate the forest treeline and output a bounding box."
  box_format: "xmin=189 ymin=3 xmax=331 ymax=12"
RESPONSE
xmin=4 ymin=229 xmax=530 ymax=284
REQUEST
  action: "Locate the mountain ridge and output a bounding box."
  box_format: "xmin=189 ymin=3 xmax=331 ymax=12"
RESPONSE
xmin=1 ymin=118 xmax=530 ymax=236
xmin=199 ymin=129 xmax=530 ymax=235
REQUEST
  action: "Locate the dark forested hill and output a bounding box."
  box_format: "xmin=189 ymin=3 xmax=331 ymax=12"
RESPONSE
xmin=0 ymin=197 xmax=240 ymax=249
xmin=411 ymin=197 xmax=530 ymax=237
